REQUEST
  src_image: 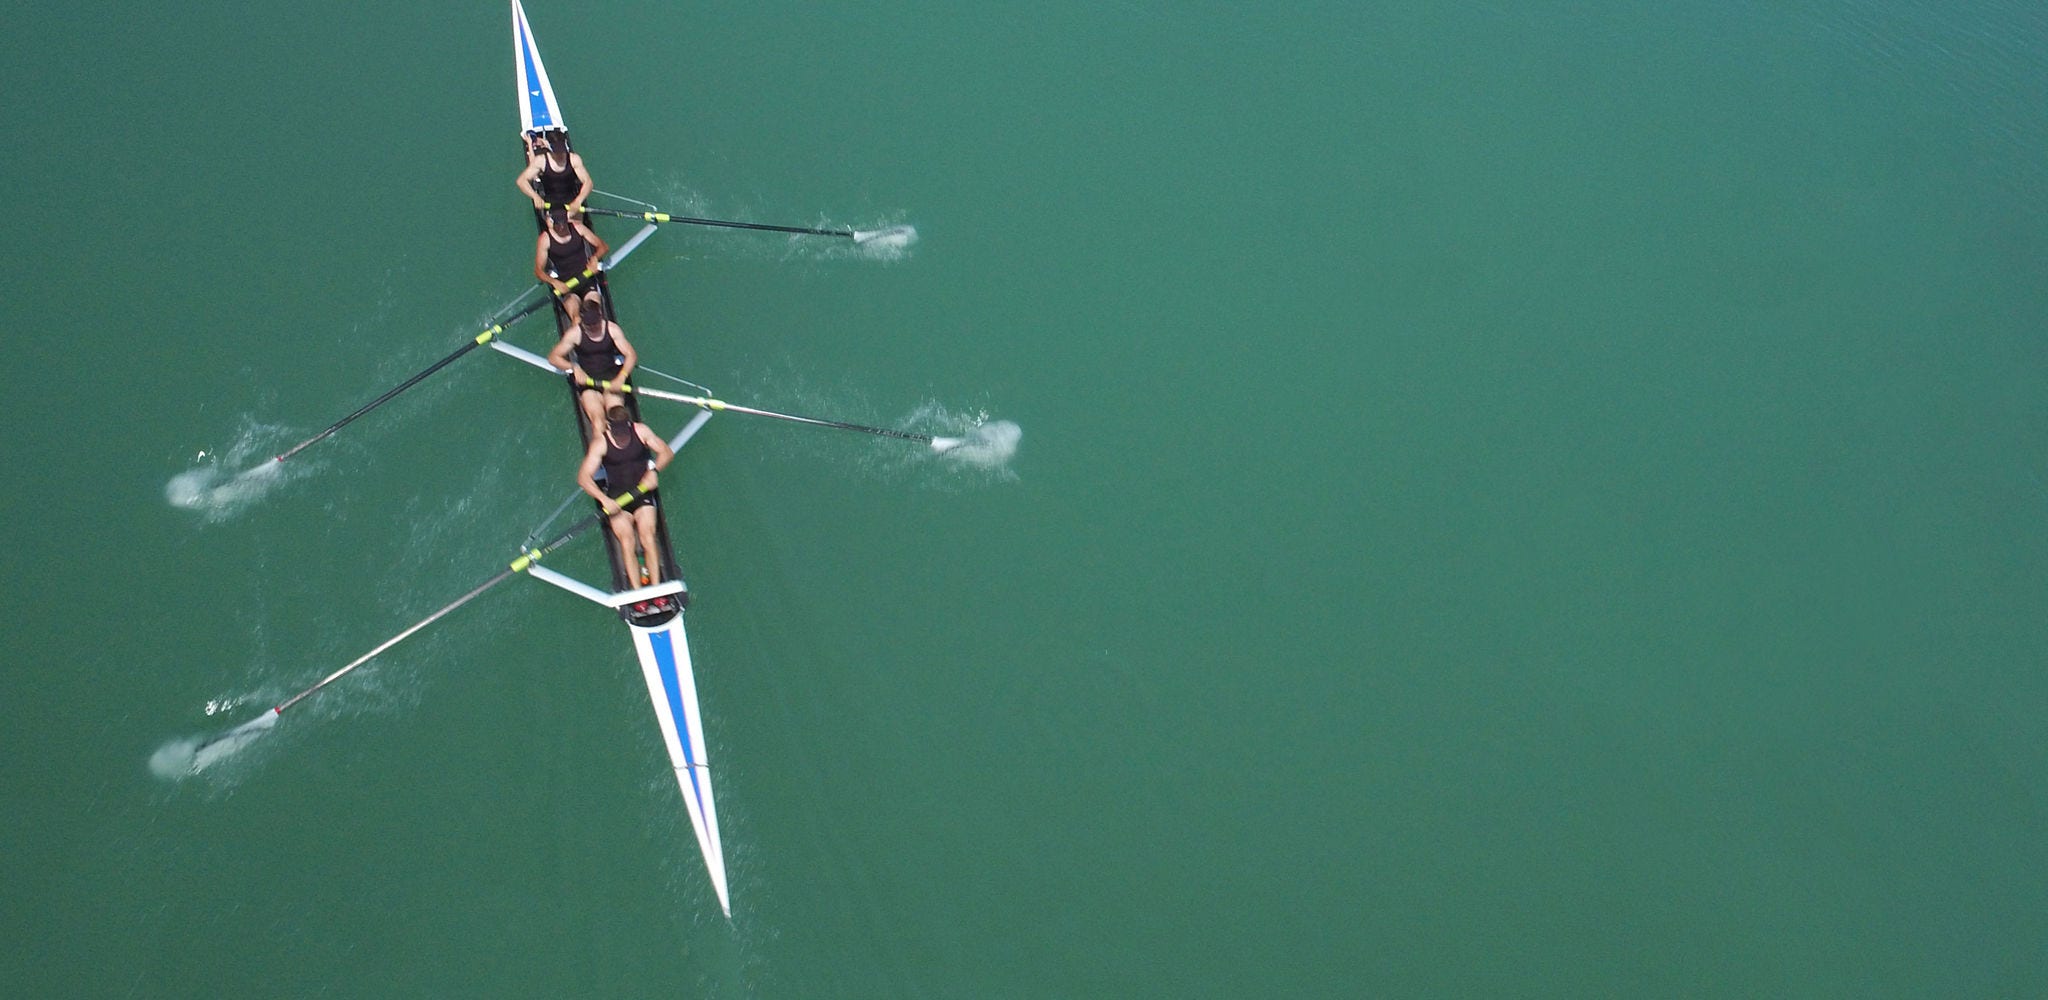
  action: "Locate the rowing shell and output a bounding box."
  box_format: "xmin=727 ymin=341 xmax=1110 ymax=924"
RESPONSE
xmin=511 ymin=0 xmax=730 ymax=916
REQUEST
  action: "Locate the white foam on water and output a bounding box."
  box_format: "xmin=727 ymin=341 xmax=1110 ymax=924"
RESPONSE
xmin=937 ymin=419 xmax=1021 ymax=469
xmin=165 ymin=421 xmax=305 ymax=522
xmin=151 ymin=711 xmax=280 ymax=782
xmin=148 ymin=738 xmax=201 ymax=780
xmin=165 ymin=461 xmax=284 ymax=519
xmin=191 ymin=713 xmax=279 ymax=772
xmin=878 ymin=402 xmax=1022 ymax=486
xmin=851 ymin=225 xmax=919 ymax=261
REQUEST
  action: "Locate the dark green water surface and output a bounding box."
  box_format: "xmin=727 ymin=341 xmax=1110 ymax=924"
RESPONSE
xmin=3 ymin=1 xmax=2045 ymax=995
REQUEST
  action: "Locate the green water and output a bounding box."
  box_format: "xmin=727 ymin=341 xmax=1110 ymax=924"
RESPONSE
xmin=5 ymin=1 xmax=2046 ymax=995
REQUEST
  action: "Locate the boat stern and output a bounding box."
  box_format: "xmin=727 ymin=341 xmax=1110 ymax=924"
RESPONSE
xmin=629 ymin=615 xmax=731 ymax=916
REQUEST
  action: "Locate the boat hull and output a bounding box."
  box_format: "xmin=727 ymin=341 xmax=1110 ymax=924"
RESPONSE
xmin=512 ymin=0 xmax=564 ymax=133
xmin=514 ymin=0 xmax=730 ymax=917
xmin=630 ymin=618 xmax=730 ymax=915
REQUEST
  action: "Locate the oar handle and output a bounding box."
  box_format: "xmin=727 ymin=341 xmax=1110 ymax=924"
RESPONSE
xmin=551 ymin=267 xmax=600 ymax=294
xmin=574 ymin=205 xmax=854 ymax=239
xmin=573 ymin=375 xmax=633 ymax=393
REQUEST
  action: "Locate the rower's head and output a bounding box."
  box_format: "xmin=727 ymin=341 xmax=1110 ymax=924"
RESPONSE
xmin=546 ymin=206 xmax=573 ymax=235
xmin=579 ymin=292 xmax=605 ymax=328
xmin=606 ymin=404 xmax=631 ymax=430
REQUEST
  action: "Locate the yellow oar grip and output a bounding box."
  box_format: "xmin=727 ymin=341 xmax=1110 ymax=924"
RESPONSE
xmin=509 ymin=552 xmax=536 ymax=572
xmin=555 ymin=270 xmax=595 ymax=296
xmin=475 ymin=327 xmax=500 ymax=344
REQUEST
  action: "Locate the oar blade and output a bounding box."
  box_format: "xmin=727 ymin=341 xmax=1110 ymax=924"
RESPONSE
xmin=192 ymin=711 xmax=281 ymax=772
xmin=152 ymin=709 xmax=281 ymax=780
xmin=851 ymin=225 xmax=918 ymax=247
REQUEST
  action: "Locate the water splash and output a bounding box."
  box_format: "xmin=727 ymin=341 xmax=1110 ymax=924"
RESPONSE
xmin=166 ymin=462 xmax=284 ymax=519
xmin=850 ymin=225 xmax=919 ymax=261
xmin=148 ymin=737 xmax=203 ymax=780
xmin=151 ymin=712 xmax=278 ymax=781
xmin=935 ymin=419 xmax=1020 ymax=469
xmin=165 ymin=421 xmax=304 ymax=522
xmin=899 ymin=402 xmax=1021 ymax=483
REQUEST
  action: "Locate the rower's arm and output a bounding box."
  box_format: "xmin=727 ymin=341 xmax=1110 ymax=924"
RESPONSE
xmin=610 ymin=324 xmax=637 ymax=386
xmin=577 ymin=436 xmax=614 ymax=507
xmin=515 ymin=156 xmax=545 ymax=207
xmin=544 ymin=329 xmax=578 ymax=373
xmin=569 ymin=153 xmax=594 ymax=211
xmin=645 ymin=425 xmax=676 ymax=475
xmin=534 ymin=234 xmax=560 ymax=290
xmin=577 ymin=221 xmax=611 ymax=267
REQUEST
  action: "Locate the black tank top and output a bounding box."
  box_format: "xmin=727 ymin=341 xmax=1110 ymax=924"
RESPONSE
xmin=573 ymin=318 xmax=621 ymax=379
xmin=601 ymin=421 xmax=651 ymax=491
xmin=537 ymin=151 xmax=580 ymax=205
xmin=545 ymin=227 xmax=589 ymax=277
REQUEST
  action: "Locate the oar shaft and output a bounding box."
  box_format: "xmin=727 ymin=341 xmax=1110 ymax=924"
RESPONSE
xmin=272 ymin=286 xmax=576 ymax=463
xmin=275 ymin=339 xmax=486 ymax=462
xmin=273 ymin=567 xmax=513 ymax=714
xmin=577 ymin=205 xmax=853 ymax=239
xmin=271 ymin=510 xmax=605 ymax=716
xmin=584 ymin=378 xmax=933 ymax=443
xmin=705 ymin=401 xmax=932 ymax=441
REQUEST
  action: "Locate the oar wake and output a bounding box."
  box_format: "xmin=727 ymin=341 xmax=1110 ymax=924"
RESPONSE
xmin=583 ymin=378 xmax=1015 ymax=466
xmin=929 ymin=420 xmax=1021 ymax=468
xmin=165 ymin=425 xmax=298 ymax=522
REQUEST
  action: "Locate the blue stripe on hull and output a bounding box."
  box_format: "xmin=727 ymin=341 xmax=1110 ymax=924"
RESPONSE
xmin=647 ymin=628 xmax=708 ymax=814
xmin=517 ymin=17 xmax=554 ymax=129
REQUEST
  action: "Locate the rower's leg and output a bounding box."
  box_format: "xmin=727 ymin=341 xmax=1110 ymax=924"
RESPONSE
xmin=578 ymin=389 xmax=604 ymax=430
xmin=607 ymin=510 xmax=639 ymax=586
xmin=633 ymin=505 xmax=661 ymax=584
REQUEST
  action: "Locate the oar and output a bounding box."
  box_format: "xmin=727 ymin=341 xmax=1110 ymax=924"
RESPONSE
xmin=577 ymin=376 xmax=963 ymax=453
xmin=184 ymin=484 xmax=655 ymax=771
xmin=573 ymin=205 xmax=912 ymax=245
xmin=268 ymin=270 xmax=598 ymax=465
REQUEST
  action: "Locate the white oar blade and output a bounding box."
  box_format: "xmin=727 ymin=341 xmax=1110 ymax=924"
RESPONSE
xmin=193 ymin=712 xmax=280 ymax=772
xmin=932 ymin=420 xmax=1021 ymax=469
xmin=851 ymin=225 xmax=918 ymax=247
xmin=153 ymin=710 xmax=280 ymax=780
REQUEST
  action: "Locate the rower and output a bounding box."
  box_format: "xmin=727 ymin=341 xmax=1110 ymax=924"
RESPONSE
xmin=546 ymin=290 xmax=640 ymax=429
xmin=578 ymin=404 xmax=676 ymax=587
xmin=517 ymin=128 xmax=593 ymax=215
xmin=534 ymin=206 xmax=610 ymax=297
